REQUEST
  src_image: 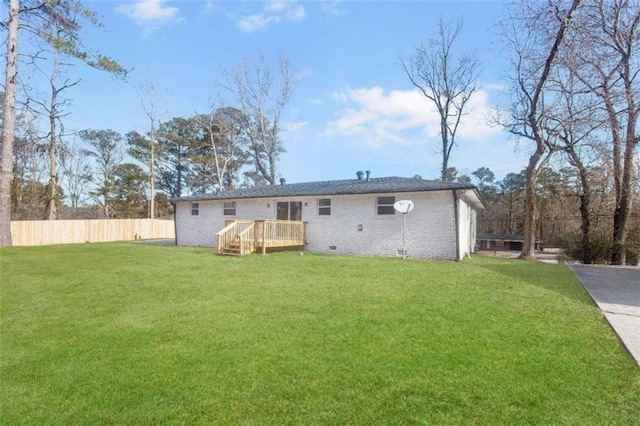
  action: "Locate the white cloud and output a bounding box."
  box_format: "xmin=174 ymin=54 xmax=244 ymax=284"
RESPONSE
xmin=117 ymin=0 xmax=183 ymax=35
xmin=265 ymin=1 xmax=288 ymax=13
xmin=296 ymin=68 xmax=314 ymax=80
xmin=320 ymin=0 xmax=346 ymax=16
xmin=484 ymin=83 xmax=507 ymax=91
xmin=285 ymin=120 xmax=307 ymax=131
xmin=236 ymin=1 xmax=306 ymax=33
xmin=326 ymin=87 xmax=501 ymax=148
xmin=202 ymin=0 xmax=216 ymax=15
xmin=455 ymin=90 xmax=502 ymax=140
xmin=117 ymin=0 xmax=178 ymax=21
xmin=285 ymin=4 xmax=306 ymax=21
xmin=237 ymin=14 xmax=280 ymax=33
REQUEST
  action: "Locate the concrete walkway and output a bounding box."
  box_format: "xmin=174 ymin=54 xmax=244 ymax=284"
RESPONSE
xmin=569 ymin=265 xmax=640 ymax=365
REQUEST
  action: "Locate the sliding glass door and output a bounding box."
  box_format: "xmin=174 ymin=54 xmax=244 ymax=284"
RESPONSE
xmin=276 ymin=201 xmax=302 ymax=221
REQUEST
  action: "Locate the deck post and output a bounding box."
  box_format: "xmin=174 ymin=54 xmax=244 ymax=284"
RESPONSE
xmin=302 ymin=221 xmax=307 ymax=251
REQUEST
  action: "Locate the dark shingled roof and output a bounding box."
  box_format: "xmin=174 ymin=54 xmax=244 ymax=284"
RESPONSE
xmin=170 ymin=176 xmax=481 ymax=203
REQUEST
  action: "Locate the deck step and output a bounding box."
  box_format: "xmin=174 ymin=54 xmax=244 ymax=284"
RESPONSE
xmin=219 ymin=237 xmax=259 ymax=257
xmin=219 ymin=241 xmax=243 ymax=256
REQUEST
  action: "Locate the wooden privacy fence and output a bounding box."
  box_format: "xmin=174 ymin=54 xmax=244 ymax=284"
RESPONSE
xmin=10 ymin=219 xmax=175 ymax=246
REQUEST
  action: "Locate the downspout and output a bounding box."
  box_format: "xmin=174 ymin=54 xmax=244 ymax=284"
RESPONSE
xmin=170 ymin=201 xmax=178 ymax=246
xmin=453 ymin=190 xmax=460 ymax=261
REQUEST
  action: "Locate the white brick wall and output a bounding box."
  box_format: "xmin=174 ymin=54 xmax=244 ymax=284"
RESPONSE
xmin=175 ymin=190 xmax=468 ymax=260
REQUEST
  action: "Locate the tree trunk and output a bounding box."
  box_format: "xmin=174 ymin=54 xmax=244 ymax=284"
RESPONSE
xmin=0 ymin=0 xmax=19 ymax=246
xmin=45 ymin=50 xmax=60 ymax=220
xmin=44 ymin=174 xmax=58 ymax=220
xmin=45 ymin=96 xmax=58 ymax=220
xmin=566 ymin=146 xmax=593 ymax=264
xmin=149 ymin=119 xmax=156 ymax=219
xmin=521 ymin=165 xmax=538 ymax=259
xmin=579 ymin=192 xmax=593 ymax=264
xmin=521 ymin=146 xmax=545 ymax=259
xmin=610 ymin=74 xmax=638 ymax=264
xmin=611 ymin=136 xmax=636 ymax=265
xmin=441 ymin=116 xmax=449 ymax=181
xmin=577 ymin=170 xmax=593 ymax=265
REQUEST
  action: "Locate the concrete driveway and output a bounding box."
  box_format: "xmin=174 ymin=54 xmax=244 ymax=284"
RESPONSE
xmin=570 ymin=265 xmax=640 ymax=365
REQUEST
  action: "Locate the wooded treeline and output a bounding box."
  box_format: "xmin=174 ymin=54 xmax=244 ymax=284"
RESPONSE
xmin=448 ymin=165 xmax=640 ymax=265
xmin=7 ymin=107 xmax=289 ymax=220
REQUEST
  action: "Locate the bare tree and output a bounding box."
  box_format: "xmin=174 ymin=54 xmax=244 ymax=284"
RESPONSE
xmin=59 ymin=141 xmax=92 ymax=211
xmin=11 ymin=111 xmax=48 ymax=219
xmin=193 ymin=106 xmax=248 ymax=191
xmin=26 ymin=29 xmax=80 ymax=220
xmin=0 ymin=0 xmax=19 ymax=246
xmin=546 ymin=51 xmax=605 ymax=264
xmin=27 ymin=7 xmax=125 ymax=221
xmin=221 ymin=53 xmax=295 ymax=185
xmin=132 ymin=75 xmax=163 ymax=219
xmin=81 ymin=129 xmax=123 ymax=218
xmin=500 ymin=0 xmax=582 ymax=259
xmin=570 ymin=0 xmax=639 ymax=265
xmin=401 ymin=17 xmax=481 ymax=181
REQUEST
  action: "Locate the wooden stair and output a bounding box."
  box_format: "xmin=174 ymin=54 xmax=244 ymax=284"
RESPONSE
xmin=219 ymin=238 xmax=242 ymax=256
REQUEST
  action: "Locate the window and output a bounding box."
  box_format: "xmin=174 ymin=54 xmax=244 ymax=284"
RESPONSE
xmin=191 ymin=202 xmax=199 ymax=216
xmin=318 ymin=198 xmax=331 ymax=216
xmin=377 ymin=196 xmax=395 ymax=215
xmin=223 ymin=201 xmax=236 ymax=216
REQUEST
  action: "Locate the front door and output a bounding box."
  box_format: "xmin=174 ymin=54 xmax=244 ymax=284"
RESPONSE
xmin=277 ymin=201 xmax=302 ymax=221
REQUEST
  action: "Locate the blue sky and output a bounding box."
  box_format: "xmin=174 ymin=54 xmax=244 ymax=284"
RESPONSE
xmin=13 ymin=0 xmax=530 ymax=185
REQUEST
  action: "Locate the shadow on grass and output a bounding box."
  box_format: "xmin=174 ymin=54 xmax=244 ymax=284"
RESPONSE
xmin=475 ymin=259 xmax=594 ymax=307
xmin=135 ymin=239 xmax=176 ymax=246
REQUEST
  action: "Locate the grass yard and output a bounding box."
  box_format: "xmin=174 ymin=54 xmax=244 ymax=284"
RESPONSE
xmin=1 ymin=243 xmax=639 ymax=424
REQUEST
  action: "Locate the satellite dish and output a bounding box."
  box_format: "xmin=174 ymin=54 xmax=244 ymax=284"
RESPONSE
xmin=394 ymin=200 xmax=414 ymax=260
xmin=394 ymin=200 xmax=414 ymax=214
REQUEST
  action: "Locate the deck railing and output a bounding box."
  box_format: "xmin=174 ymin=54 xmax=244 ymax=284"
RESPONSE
xmin=217 ymin=219 xmax=306 ymax=255
xmin=216 ymin=221 xmax=237 ymax=254
xmin=237 ymin=223 xmax=256 ymax=255
xmin=217 ymin=220 xmax=256 ymax=255
xmin=255 ymin=220 xmax=306 ymax=250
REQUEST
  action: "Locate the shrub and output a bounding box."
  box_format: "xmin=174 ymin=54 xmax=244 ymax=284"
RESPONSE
xmin=625 ymin=227 xmax=640 ymax=266
xmin=564 ymin=227 xmax=640 ymax=265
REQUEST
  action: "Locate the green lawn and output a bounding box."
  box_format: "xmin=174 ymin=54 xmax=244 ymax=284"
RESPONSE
xmin=1 ymin=243 xmax=638 ymax=424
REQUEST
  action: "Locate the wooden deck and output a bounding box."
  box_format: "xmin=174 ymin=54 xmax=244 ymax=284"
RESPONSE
xmin=216 ymin=220 xmax=307 ymax=256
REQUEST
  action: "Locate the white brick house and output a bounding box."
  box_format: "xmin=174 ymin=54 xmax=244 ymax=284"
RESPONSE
xmin=170 ymin=175 xmax=485 ymax=260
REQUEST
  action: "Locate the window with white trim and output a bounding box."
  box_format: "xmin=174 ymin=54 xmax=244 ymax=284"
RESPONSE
xmin=377 ymin=196 xmax=395 ymax=215
xmin=191 ymin=202 xmax=199 ymax=216
xmin=318 ymin=198 xmax=331 ymax=216
xmin=223 ymin=201 xmax=236 ymax=216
